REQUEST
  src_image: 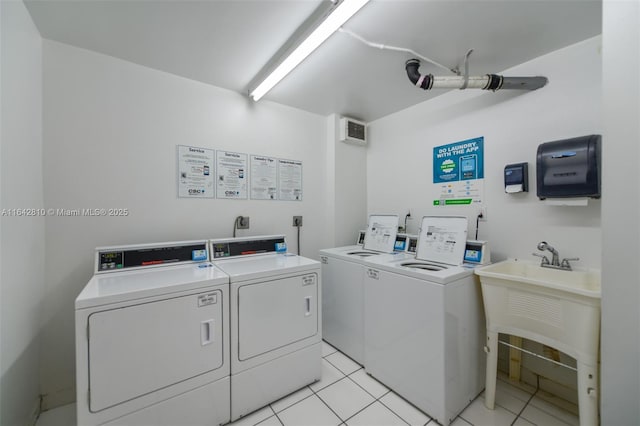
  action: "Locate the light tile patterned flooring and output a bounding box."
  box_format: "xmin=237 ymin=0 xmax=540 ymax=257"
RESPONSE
xmin=37 ymin=340 xmax=579 ymax=426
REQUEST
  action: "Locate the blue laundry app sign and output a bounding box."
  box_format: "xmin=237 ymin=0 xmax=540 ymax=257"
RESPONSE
xmin=433 ymin=137 xmax=485 ymax=206
xmin=433 ymin=137 xmax=484 ymax=183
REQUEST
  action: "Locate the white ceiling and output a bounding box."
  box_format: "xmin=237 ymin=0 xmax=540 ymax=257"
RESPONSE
xmin=25 ymin=0 xmax=601 ymax=122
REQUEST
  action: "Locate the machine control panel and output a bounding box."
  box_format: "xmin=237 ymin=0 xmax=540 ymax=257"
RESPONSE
xmin=211 ymin=236 xmax=286 ymax=259
xmin=96 ymin=242 xmax=208 ymax=273
xmin=463 ymin=240 xmax=491 ymax=265
xmin=99 ymin=251 xmax=124 ymax=271
xmin=394 ymin=234 xmax=408 ymax=251
xmin=407 ymin=237 xmax=418 ymax=253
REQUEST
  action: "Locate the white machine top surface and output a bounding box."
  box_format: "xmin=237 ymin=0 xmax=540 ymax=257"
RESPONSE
xmin=415 ymin=216 xmax=468 ymax=265
xmin=361 ymin=251 xmax=417 ymax=263
xmin=318 ymin=245 xmax=386 ymax=260
xmin=318 ymin=245 xmax=361 ymax=254
xmin=319 ymin=232 xmax=415 ymax=262
xmin=212 ymin=253 xmax=319 ymax=281
xmin=364 ymin=255 xmax=472 ymax=284
xmin=76 ymin=263 xmax=228 ymax=309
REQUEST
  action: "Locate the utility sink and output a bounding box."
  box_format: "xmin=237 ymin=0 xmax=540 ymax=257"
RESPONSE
xmin=475 ymin=259 xmax=601 ymax=426
xmin=475 ymin=259 xmax=600 ymax=299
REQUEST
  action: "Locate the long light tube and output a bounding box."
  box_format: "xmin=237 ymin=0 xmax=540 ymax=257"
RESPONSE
xmin=250 ymin=0 xmax=370 ymax=101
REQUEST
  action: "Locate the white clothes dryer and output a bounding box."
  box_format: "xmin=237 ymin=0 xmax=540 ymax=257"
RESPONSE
xmin=75 ymin=241 xmax=230 ymax=426
xmin=209 ymin=235 xmax=321 ymax=421
xmin=363 ymin=217 xmax=486 ymax=425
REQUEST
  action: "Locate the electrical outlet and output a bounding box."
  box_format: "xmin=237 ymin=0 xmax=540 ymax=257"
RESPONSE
xmin=237 ymin=216 xmax=250 ymax=229
xmin=293 ymin=216 xmax=303 ymax=227
xmin=479 ymin=206 xmax=488 ymax=221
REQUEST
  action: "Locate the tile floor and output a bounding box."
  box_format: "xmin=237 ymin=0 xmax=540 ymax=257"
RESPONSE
xmin=37 ymin=340 xmax=579 ymax=426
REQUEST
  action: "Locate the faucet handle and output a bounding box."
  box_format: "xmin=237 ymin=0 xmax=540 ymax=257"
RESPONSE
xmin=532 ymin=253 xmax=550 ymax=265
xmin=561 ymin=257 xmax=579 ymax=269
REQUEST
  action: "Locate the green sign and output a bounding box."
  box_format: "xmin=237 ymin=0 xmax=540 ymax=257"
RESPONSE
xmin=433 ymin=199 xmax=473 ymax=206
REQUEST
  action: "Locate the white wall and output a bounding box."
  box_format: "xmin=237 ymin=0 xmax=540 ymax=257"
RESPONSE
xmin=40 ymin=40 xmax=329 ymax=408
xmin=0 ymin=1 xmax=45 ymax=424
xmin=367 ymin=37 xmax=602 ymax=268
xmin=326 ymin=114 xmax=367 ymax=247
xmin=601 ymin=1 xmax=640 ymax=423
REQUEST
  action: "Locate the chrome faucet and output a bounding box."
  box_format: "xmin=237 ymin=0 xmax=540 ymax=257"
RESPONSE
xmin=532 ymin=241 xmax=579 ymax=271
xmin=537 ymin=241 xmax=559 ymax=266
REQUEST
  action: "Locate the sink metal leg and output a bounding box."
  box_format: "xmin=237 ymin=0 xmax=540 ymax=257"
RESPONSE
xmin=577 ymin=360 xmax=598 ymax=426
xmin=484 ymin=330 xmax=499 ymax=409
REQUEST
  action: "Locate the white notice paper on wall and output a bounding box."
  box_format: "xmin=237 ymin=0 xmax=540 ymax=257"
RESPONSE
xmin=177 ymin=145 xmax=215 ymax=198
xmin=250 ymin=155 xmax=277 ymax=200
xmin=363 ymin=215 xmax=399 ymax=253
xmin=216 ymin=150 xmax=248 ymax=199
xmin=278 ymin=159 xmax=303 ymax=201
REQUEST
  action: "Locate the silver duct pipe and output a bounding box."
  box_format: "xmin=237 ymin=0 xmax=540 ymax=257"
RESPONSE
xmin=405 ymin=59 xmax=548 ymax=92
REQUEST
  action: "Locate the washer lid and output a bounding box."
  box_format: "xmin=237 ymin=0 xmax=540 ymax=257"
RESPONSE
xmin=416 ymin=216 xmax=468 ymax=266
xmin=362 ymin=214 xmax=399 ymax=253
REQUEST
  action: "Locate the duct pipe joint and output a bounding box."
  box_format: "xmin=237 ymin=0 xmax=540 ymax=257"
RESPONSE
xmin=405 ymin=58 xmax=548 ymax=92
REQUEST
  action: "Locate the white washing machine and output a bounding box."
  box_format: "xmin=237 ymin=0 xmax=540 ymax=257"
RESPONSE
xmin=319 ymin=215 xmax=406 ymax=365
xmin=75 ymin=241 xmax=230 ymax=426
xmin=363 ymin=217 xmax=486 ymax=425
xmin=209 ymin=235 xmax=321 ymax=421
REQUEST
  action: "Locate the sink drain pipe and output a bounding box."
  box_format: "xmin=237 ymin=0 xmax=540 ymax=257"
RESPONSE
xmin=405 ymin=59 xmax=548 ymax=91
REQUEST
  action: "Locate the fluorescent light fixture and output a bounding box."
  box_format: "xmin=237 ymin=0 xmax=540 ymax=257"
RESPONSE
xmin=250 ymin=0 xmax=370 ymax=101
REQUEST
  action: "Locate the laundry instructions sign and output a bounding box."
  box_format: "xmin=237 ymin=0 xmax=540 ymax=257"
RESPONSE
xmin=433 ymin=137 xmax=484 ymax=205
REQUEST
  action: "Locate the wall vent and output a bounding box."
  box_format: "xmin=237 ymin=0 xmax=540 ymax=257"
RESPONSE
xmin=340 ymin=117 xmax=367 ymax=145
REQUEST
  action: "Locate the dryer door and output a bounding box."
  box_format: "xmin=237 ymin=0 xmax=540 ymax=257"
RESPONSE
xmin=87 ymin=288 xmax=225 ymax=412
xmin=237 ymin=273 xmax=318 ymax=361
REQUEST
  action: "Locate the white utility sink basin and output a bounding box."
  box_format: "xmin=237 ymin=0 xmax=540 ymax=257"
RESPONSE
xmin=475 ymin=258 xmax=600 ymax=299
xmin=475 ymin=259 xmax=601 ymax=426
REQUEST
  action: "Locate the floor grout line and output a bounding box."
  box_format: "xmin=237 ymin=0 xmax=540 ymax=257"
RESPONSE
xmin=514 ymin=390 xmax=578 ymax=426
xmin=323 ymin=355 xmax=361 ymax=377
xmin=268 ymin=386 xmax=314 ymax=417
xmin=308 ymin=377 xmax=350 ymax=425
xmin=311 ymin=356 xmax=415 ymax=426
xmin=270 ymin=405 xmax=284 ymax=426
xmin=510 ymin=387 xmax=539 ymax=426
xmin=376 ymin=397 xmax=414 ymax=426
xmin=322 ymin=348 xmax=416 ymax=425
xmin=36 ymin=342 xmax=578 ymax=426
xmin=316 ymin=387 xmax=380 ymax=426
xmin=345 ymin=368 xmax=388 ymax=400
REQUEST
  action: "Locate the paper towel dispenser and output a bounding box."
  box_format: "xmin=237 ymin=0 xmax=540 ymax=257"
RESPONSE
xmin=536 ymin=134 xmax=601 ymax=199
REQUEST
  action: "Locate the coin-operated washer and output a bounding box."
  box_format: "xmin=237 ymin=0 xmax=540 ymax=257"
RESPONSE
xmin=75 ymin=241 xmax=230 ymax=426
xmin=363 ymin=216 xmax=486 ymax=425
xmin=318 ymin=215 xmax=402 ymax=365
xmin=318 ymin=231 xmax=415 ymax=365
xmin=209 ymin=235 xmax=322 ymax=421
